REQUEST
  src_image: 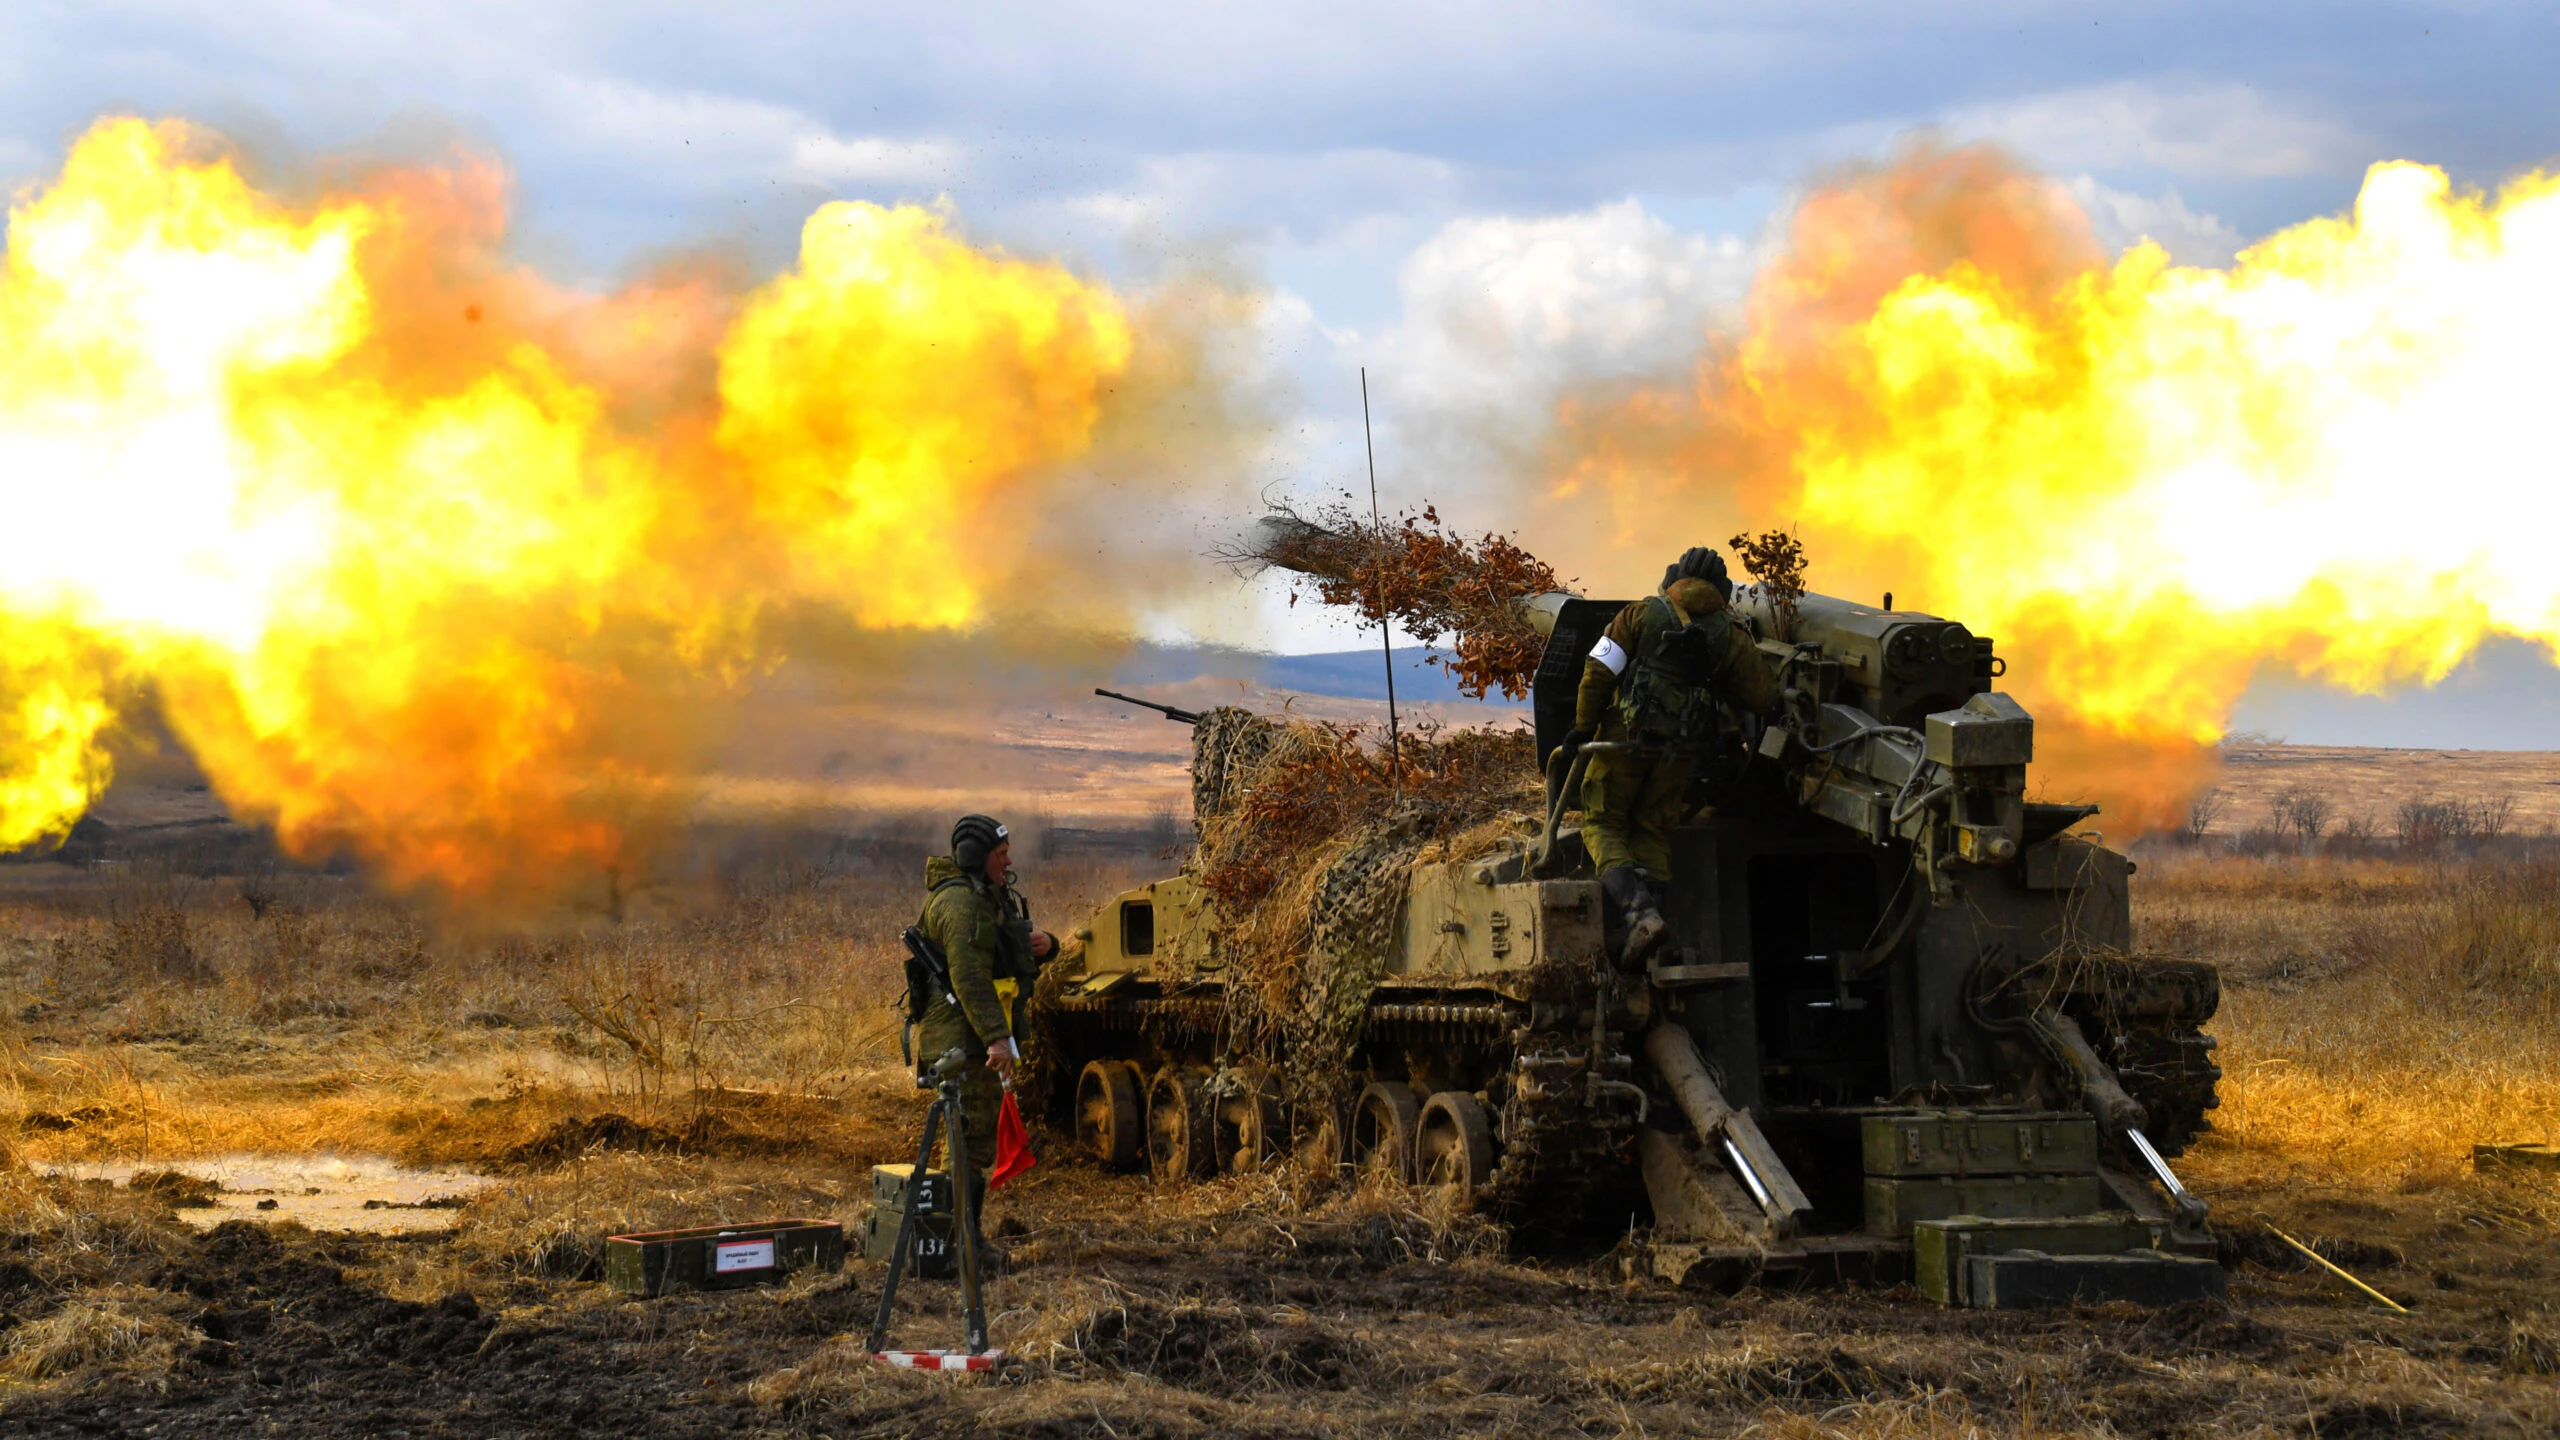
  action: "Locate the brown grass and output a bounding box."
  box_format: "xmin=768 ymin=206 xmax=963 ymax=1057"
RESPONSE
xmin=0 ymin=832 xmax=2555 ymax=1435
xmin=2136 ymin=853 xmax=2559 ymax=1193
xmin=0 ymin=1284 xmax=199 ymax=1389
xmin=0 ymin=851 xmax=1159 ymax=1172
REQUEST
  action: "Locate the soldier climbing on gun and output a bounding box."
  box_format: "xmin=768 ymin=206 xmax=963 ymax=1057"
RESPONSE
xmin=1565 ymin=547 xmax=1782 ymax=966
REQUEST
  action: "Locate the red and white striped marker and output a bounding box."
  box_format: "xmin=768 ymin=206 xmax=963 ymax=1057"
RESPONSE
xmin=872 ymin=1349 xmax=1004 ymax=1372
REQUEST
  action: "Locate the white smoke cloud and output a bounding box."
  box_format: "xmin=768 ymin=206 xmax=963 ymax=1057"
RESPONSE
xmin=1367 ymin=198 xmax=1758 ymax=518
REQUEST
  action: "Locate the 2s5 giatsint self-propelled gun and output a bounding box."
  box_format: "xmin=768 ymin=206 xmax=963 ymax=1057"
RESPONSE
xmin=1033 ymin=560 xmax=2224 ymax=1305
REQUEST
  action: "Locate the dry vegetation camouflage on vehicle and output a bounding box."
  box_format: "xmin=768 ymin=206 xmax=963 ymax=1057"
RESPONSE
xmin=1033 ymin=538 xmax=2225 ymax=1299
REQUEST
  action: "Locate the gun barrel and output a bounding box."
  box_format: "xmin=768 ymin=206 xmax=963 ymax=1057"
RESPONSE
xmin=1093 ymin=688 xmax=1204 ymax=725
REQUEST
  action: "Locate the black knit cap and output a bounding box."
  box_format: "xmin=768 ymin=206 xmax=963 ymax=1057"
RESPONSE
xmin=1662 ymin=546 xmax=1731 ymax=600
xmin=952 ymin=813 xmax=1008 ymax=871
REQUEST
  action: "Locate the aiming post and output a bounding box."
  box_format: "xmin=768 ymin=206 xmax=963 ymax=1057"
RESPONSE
xmin=867 ymin=1047 xmax=999 ymax=1369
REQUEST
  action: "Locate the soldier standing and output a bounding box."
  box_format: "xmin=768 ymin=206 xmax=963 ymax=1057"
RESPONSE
xmin=915 ymin=814 xmax=1055 ymax=1241
xmin=1569 ymin=547 xmax=1781 ymax=965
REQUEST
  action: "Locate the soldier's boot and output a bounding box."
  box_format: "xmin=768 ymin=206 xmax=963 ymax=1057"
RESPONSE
xmin=964 ymin=1173 xmax=1005 ymax=1276
xmin=1601 ymin=866 xmax=1669 ymax=968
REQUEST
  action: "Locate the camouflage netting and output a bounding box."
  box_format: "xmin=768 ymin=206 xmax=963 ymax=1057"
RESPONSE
xmin=1175 ymin=707 xmax=1542 ymax=1116
xmin=1221 ymin=502 xmax=1562 ymax=700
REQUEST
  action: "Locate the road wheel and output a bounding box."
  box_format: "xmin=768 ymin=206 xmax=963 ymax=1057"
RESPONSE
xmin=1213 ymin=1068 xmax=1283 ymax=1174
xmin=1296 ymin=1097 xmax=1351 ymax=1180
xmin=1146 ymin=1065 xmax=1215 ymax=1181
xmin=1351 ymin=1081 xmax=1422 ymax=1183
xmin=1415 ymin=1091 xmax=1495 ymax=1194
xmin=1076 ymin=1060 xmax=1143 ymax=1171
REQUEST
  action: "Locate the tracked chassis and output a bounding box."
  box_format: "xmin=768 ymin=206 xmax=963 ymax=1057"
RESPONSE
xmin=1034 ymin=587 xmax=2223 ymax=1300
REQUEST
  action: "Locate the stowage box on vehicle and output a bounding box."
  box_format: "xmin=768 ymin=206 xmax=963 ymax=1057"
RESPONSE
xmin=1859 ymin=1112 xmax=2099 ymax=1177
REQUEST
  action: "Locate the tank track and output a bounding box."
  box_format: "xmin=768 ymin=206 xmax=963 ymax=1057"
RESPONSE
xmin=2078 ymin=957 xmax=2223 ymax=1157
xmin=1485 ymin=1029 xmax=1639 ymax=1228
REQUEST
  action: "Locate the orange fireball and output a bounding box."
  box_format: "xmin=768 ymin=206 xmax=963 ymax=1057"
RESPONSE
xmin=0 ymin=117 xmax=1134 ymax=894
xmin=1561 ymin=143 xmax=2560 ymax=830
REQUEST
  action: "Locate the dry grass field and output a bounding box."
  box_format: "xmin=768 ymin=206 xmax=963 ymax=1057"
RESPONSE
xmin=0 ymin=774 xmax=2550 ymax=1435
xmin=2199 ymin=743 xmax=2560 ymax=850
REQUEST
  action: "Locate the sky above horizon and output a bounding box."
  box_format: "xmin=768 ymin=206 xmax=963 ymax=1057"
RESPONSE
xmin=4 ymin=1 xmax=2555 ymax=747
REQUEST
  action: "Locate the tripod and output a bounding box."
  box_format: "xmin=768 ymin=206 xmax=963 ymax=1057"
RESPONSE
xmin=867 ymin=1048 xmax=992 ymax=1359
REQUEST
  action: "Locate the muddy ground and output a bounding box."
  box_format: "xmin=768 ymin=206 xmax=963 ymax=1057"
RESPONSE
xmin=4 ymin=1143 xmax=2554 ymax=1440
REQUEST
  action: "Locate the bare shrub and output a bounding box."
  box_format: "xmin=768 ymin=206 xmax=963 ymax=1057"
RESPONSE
xmin=2231 ymin=825 xmax=2286 ymax=859
xmin=2399 ymin=798 xmax=2473 ymax=857
xmin=2477 ymin=795 xmax=2516 ymax=844
xmin=2397 ymin=795 xmax=2519 ymax=858
xmin=2271 ymin=786 xmax=2332 ymax=850
xmin=2179 ymin=788 xmax=2224 ymax=847
xmin=2332 ymin=811 xmax=2378 ymax=855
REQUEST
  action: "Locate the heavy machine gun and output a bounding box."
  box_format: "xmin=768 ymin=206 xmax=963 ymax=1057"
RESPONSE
xmin=1093 ymin=688 xmax=1203 ymax=725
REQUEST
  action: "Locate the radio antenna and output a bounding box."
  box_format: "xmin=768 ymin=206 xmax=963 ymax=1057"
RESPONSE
xmin=1361 ymin=367 xmax=1401 ymax=791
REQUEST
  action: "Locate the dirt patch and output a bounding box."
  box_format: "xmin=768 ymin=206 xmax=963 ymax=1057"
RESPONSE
xmin=493 ymin=1107 xmax=859 ymax=1171
xmin=127 ymin=1172 xmax=222 ymax=1210
xmin=0 ymin=1155 xmax=2549 ymax=1438
xmin=1052 ymin=1287 xmax=1386 ymax=1393
xmin=47 ymin=1156 xmax=493 ymax=1234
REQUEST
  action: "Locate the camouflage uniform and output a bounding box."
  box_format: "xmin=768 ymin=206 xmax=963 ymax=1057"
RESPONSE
xmin=1574 ymin=577 xmax=1781 ymax=879
xmin=915 ymin=854 xmax=1042 ymax=1164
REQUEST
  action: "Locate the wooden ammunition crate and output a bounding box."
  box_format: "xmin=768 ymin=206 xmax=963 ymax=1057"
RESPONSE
xmin=603 ymin=1219 xmax=844 ymax=1298
xmin=1861 ymin=1112 xmax=2098 ymax=1178
xmin=1863 ymin=1174 xmax=2106 ymax=1235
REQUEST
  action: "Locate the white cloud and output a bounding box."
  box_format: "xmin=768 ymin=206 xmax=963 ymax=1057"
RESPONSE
xmin=542 ymin=74 xmax=960 ymax=196
xmin=787 ymin=133 xmax=958 ymax=186
xmin=1948 ymin=80 xmax=2366 ymax=180
xmin=1082 ymin=147 xmax=1468 ymax=247
xmin=2066 ymin=175 xmax=2247 ymax=268
xmin=1387 ymin=199 xmax=1752 ymax=410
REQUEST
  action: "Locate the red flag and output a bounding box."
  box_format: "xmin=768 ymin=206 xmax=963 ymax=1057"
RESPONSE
xmin=989 ymin=1090 xmax=1038 ymax=1189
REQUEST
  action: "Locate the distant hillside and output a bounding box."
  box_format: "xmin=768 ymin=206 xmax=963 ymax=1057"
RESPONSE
xmin=1107 ymin=643 xmax=1504 ymax=705
xmin=2205 ymin=743 xmax=2560 ymax=839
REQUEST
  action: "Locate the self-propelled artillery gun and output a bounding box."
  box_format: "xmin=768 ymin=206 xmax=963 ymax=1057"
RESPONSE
xmin=1033 ymin=583 xmax=2224 ymax=1303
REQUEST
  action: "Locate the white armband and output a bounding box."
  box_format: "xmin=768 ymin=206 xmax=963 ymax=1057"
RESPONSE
xmin=1589 ymin=634 xmax=1629 ymax=676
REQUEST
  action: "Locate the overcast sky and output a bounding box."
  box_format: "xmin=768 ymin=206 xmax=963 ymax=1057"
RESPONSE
xmin=4 ymin=1 xmax=2555 ymax=745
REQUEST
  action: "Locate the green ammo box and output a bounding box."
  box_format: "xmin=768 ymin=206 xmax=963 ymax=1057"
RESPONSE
xmin=2474 ymin=1142 xmax=2560 ymax=1174
xmin=1914 ymin=1214 xmax=2158 ymax=1304
xmin=862 ymin=1208 xmax=956 ymax=1277
xmin=603 ymin=1219 xmax=844 ymax=1298
xmin=1863 ymin=1174 xmax=2105 ymax=1235
xmin=1963 ymin=1250 xmax=2227 ymax=1309
xmin=873 ymin=1163 xmax=956 ymax=1214
xmin=863 ymin=1164 xmax=957 ymax=1278
xmin=1860 ymin=1111 xmax=2098 ymax=1177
